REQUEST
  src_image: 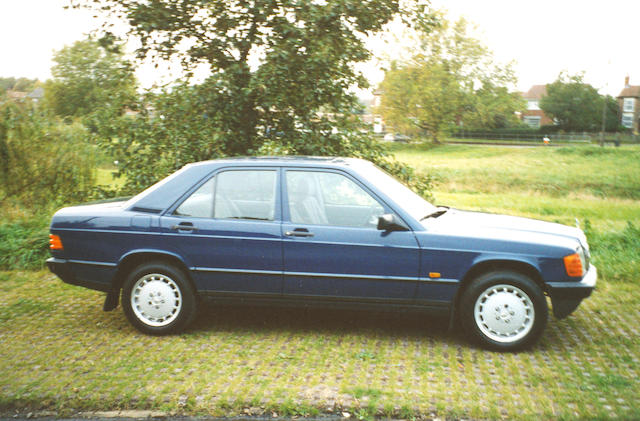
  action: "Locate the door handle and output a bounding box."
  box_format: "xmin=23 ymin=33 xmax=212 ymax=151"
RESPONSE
xmin=171 ymin=223 xmax=198 ymax=231
xmin=285 ymin=229 xmax=314 ymax=238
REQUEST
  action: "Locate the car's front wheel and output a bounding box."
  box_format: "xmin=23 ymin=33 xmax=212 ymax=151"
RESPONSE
xmin=460 ymin=271 xmax=548 ymax=351
xmin=121 ymin=262 xmax=197 ymax=335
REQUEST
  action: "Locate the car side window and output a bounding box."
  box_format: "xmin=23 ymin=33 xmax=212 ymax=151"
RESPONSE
xmin=286 ymin=171 xmax=384 ymax=227
xmin=174 ymin=177 xmax=216 ymax=218
xmin=174 ymin=170 xmax=277 ymax=221
xmin=214 ymin=170 xmax=277 ymax=221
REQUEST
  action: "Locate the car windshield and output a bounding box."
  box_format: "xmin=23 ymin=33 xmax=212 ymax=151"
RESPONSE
xmin=354 ymin=162 xmax=437 ymax=221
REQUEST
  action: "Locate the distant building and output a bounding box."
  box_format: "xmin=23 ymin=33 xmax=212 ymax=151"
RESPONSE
xmin=362 ymin=89 xmax=385 ymax=134
xmin=617 ymin=76 xmax=640 ymax=132
xmin=5 ymin=90 xmax=27 ymax=100
xmin=520 ymin=85 xmax=554 ymax=128
xmin=26 ymin=87 xmax=44 ymax=103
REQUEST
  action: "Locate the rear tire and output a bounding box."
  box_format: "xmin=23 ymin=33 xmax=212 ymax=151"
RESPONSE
xmin=460 ymin=270 xmax=547 ymax=351
xmin=121 ymin=261 xmax=197 ymax=335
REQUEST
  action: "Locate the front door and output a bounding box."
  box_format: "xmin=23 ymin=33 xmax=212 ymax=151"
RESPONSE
xmin=281 ymin=169 xmax=420 ymax=303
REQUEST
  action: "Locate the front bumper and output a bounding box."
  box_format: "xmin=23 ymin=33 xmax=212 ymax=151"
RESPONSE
xmin=546 ymin=264 xmax=597 ymax=319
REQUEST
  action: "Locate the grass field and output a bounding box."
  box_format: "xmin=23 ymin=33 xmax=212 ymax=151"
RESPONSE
xmin=1 ymin=143 xmax=639 ymax=419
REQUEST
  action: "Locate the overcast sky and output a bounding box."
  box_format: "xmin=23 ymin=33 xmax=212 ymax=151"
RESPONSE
xmin=1 ymin=0 xmax=638 ymax=97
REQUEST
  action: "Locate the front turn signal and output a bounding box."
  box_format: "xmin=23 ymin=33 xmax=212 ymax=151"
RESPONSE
xmin=563 ymin=253 xmax=583 ymax=277
xmin=49 ymin=234 xmax=63 ymax=250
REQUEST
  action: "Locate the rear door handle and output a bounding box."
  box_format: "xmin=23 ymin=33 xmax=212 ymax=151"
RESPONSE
xmin=285 ymin=229 xmax=314 ymax=238
xmin=171 ymin=222 xmax=198 ymax=232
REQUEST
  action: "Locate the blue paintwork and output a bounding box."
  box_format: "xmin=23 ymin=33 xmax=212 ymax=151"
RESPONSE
xmin=48 ymin=157 xmax=595 ymax=317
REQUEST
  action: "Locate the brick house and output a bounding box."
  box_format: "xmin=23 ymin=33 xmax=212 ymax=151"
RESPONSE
xmin=618 ymin=76 xmax=640 ymax=132
xmin=520 ymin=85 xmax=554 ymax=128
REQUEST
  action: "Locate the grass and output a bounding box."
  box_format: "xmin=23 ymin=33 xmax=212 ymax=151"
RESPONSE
xmin=391 ymin=143 xmax=640 ymax=200
xmin=0 ymin=271 xmax=638 ymax=419
xmin=1 ymin=142 xmax=640 ymax=419
xmin=96 ymin=167 xmax=126 ymax=189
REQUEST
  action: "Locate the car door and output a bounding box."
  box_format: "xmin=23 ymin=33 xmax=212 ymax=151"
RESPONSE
xmin=160 ymin=168 xmax=283 ymax=296
xmin=281 ymin=168 xmax=420 ymax=303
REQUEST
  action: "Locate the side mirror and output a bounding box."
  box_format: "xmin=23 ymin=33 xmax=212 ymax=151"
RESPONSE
xmin=377 ymin=214 xmax=410 ymax=232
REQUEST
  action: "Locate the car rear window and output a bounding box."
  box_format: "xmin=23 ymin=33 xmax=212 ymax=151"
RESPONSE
xmin=126 ymin=164 xmax=214 ymax=214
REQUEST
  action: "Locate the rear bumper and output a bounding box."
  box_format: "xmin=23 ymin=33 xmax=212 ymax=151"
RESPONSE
xmin=47 ymin=257 xmax=111 ymax=292
xmin=546 ymin=264 xmax=597 ymax=319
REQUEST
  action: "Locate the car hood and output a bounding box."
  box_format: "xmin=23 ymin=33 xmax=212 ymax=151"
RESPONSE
xmin=422 ymin=209 xmax=587 ymax=250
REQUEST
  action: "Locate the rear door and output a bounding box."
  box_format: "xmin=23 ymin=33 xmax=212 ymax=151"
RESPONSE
xmin=281 ymin=169 xmax=420 ymax=303
xmin=160 ymin=168 xmax=283 ymax=296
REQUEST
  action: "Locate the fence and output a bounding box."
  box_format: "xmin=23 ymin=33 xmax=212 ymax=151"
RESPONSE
xmin=450 ymin=130 xmax=640 ymax=144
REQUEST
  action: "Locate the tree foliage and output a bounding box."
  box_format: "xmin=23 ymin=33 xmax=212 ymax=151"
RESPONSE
xmin=44 ymin=38 xmax=137 ymax=119
xmin=73 ymin=0 xmax=435 ymax=197
xmin=0 ymin=99 xmax=96 ymax=206
xmin=379 ymin=15 xmax=523 ymax=142
xmin=540 ymin=72 xmax=618 ymax=132
xmin=0 ymin=77 xmax=39 ymax=94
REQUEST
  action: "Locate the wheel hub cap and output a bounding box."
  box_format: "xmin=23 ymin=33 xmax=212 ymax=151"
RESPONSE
xmin=131 ymin=274 xmax=182 ymax=327
xmin=474 ymin=284 xmax=534 ymax=343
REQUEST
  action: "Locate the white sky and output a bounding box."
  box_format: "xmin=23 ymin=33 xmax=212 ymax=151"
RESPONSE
xmin=1 ymin=0 xmax=638 ymax=97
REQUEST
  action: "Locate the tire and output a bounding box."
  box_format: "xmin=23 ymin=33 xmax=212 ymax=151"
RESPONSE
xmin=459 ymin=270 xmax=548 ymax=351
xmin=121 ymin=261 xmax=197 ymax=335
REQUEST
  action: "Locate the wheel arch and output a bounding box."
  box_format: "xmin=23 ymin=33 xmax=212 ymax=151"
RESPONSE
xmin=103 ymin=250 xmax=193 ymax=311
xmin=448 ymin=258 xmax=545 ymax=329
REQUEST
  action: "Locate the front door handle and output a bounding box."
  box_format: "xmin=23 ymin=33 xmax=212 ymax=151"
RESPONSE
xmin=285 ymin=229 xmax=314 ymax=238
xmin=171 ymin=222 xmax=198 ymax=232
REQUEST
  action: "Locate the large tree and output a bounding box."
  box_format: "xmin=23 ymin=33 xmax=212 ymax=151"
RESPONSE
xmin=540 ymin=72 xmax=619 ymax=132
xmin=378 ymin=15 xmax=522 ymax=142
xmin=44 ymin=38 xmax=137 ymax=119
xmin=71 ymin=0 xmax=435 ymax=196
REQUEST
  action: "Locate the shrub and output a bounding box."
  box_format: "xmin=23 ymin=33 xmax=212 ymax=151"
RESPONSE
xmin=0 ymin=99 xmax=96 ymax=207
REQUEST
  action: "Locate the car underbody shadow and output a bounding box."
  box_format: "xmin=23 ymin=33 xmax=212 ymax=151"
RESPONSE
xmin=189 ymin=300 xmax=453 ymax=342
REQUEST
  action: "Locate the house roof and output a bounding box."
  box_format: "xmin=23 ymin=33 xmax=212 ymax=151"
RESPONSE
xmin=27 ymin=87 xmax=44 ymax=99
xmin=522 ymin=85 xmax=547 ymax=100
xmin=618 ymin=85 xmax=640 ymax=98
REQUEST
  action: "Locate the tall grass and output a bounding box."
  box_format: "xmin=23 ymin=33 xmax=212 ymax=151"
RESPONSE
xmin=586 ymin=221 xmax=640 ymax=283
xmin=0 ymin=214 xmax=49 ymax=270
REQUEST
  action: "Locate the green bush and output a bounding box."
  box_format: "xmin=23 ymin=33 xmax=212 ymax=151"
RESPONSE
xmin=0 ymin=99 xmax=96 ymax=207
xmin=0 ymin=215 xmax=49 ymax=270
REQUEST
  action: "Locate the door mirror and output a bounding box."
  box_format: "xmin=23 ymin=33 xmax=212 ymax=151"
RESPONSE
xmin=377 ymin=214 xmax=409 ymax=232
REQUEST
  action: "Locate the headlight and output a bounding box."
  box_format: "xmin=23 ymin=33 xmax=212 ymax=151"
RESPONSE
xmin=578 ymin=245 xmax=589 ymax=274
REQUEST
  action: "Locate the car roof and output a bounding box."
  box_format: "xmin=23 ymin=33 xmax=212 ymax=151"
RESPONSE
xmin=186 ymin=156 xmax=371 ymax=169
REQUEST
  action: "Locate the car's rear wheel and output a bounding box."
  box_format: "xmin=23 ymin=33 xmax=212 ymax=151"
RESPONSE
xmin=460 ymin=270 xmax=548 ymax=351
xmin=121 ymin=262 xmax=197 ymax=335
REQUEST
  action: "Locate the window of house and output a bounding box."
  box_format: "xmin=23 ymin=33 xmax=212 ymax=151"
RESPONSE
xmin=623 ymin=98 xmax=635 ymax=113
xmin=286 ymin=171 xmax=384 ymax=228
xmin=523 ymin=116 xmax=541 ymax=128
xmin=175 ymin=170 xmax=277 ymax=220
xmin=527 ymin=100 xmax=540 ymax=111
xmin=622 ymin=113 xmax=634 ymax=128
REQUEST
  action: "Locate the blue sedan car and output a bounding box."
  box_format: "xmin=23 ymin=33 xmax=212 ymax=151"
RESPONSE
xmin=47 ymin=157 xmax=596 ymax=351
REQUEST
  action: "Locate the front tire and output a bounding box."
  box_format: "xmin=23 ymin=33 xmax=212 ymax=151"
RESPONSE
xmin=460 ymin=271 xmax=548 ymax=351
xmin=121 ymin=262 xmax=197 ymax=335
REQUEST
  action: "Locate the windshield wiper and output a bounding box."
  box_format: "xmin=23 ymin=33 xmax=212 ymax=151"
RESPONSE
xmin=420 ymin=206 xmax=449 ymax=220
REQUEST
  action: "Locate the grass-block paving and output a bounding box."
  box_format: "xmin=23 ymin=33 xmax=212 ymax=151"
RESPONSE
xmin=0 ymin=270 xmax=638 ymax=420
